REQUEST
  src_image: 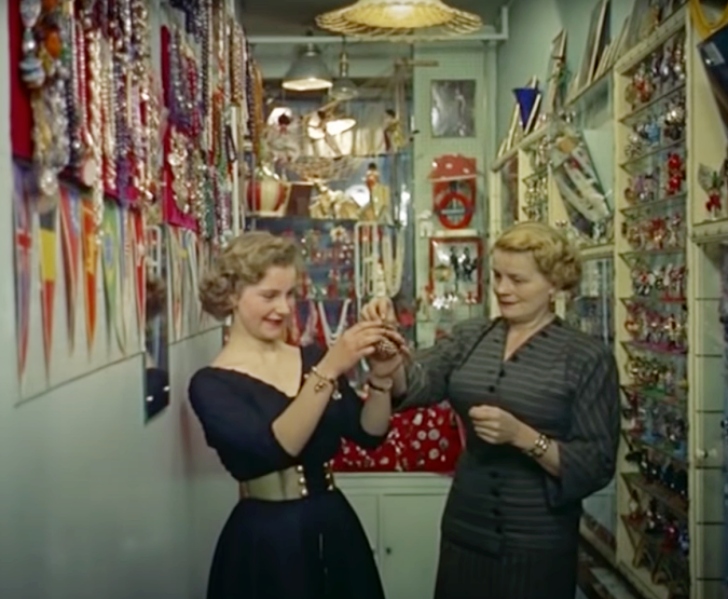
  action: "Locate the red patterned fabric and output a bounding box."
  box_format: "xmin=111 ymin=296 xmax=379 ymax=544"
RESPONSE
xmin=8 ymin=0 xmax=33 ymax=159
xmin=333 ymin=403 xmax=463 ymax=474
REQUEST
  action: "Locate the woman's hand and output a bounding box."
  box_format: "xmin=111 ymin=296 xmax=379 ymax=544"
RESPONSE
xmin=367 ymin=343 xmax=409 ymax=379
xmin=468 ymin=405 xmax=525 ymax=445
xmin=360 ymin=297 xmax=396 ymax=324
xmin=318 ymin=322 xmax=404 ymax=379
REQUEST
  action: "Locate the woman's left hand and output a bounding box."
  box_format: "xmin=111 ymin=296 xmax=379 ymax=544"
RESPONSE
xmin=468 ymin=405 xmax=524 ymax=445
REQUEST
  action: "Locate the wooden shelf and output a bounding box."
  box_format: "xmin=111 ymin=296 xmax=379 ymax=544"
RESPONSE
xmin=611 ymin=7 xmax=725 ymax=599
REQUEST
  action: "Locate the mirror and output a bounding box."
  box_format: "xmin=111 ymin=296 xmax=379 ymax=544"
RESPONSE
xmin=143 ymin=222 xmax=170 ymax=422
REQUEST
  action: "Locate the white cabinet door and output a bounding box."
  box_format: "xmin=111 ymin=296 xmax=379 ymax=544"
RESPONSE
xmin=344 ymin=493 xmax=380 ymax=560
xmin=379 ymin=493 xmax=448 ymax=599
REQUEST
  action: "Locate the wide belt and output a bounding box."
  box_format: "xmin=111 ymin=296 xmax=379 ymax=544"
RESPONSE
xmin=240 ymin=462 xmax=336 ymax=501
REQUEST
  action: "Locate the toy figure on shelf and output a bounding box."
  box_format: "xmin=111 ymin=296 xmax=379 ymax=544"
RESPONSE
xmin=309 ymin=184 xmax=336 ymax=219
xmin=265 ymin=111 xmax=301 ymax=166
xmin=361 ymin=163 xmax=392 ymax=223
xmin=697 ymin=163 xmax=724 ymax=219
xmin=383 ymin=109 xmax=406 ymax=153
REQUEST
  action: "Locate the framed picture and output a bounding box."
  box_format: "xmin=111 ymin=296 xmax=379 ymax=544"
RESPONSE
xmin=544 ymin=30 xmax=567 ymax=117
xmin=430 ymin=80 xmax=476 ymax=138
xmin=577 ymin=0 xmax=611 ymax=90
xmin=428 ymin=235 xmax=483 ymax=304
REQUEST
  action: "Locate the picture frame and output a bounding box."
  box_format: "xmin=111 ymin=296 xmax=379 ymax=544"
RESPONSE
xmin=544 ymin=30 xmax=567 ymax=117
xmin=577 ymin=0 xmax=611 ymax=90
xmin=430 ymin=80 xmax=476 ymax=138
xmin=428 ymin=235 xmax=483 ymax=304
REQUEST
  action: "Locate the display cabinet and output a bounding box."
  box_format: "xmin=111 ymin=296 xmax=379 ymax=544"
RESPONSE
xmin=612 ymin=7 xmax=724 ymax=598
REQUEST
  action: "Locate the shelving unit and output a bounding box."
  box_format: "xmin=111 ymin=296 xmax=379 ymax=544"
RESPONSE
xmin=612 ymin=8 xmax=725 ymax=599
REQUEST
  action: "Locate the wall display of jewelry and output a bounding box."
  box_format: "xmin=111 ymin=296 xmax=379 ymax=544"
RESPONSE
xmin=519 ymin=135 xmax=550 ymax=223
xmin=8 ymin=1 xmax=248 ymax=406
xmin=9 ymin=1 xmax=162 ymax=402
xmin=614 ymin=14 xmax=690 ymax=598
xmin=612 ymin=8 xmax=725 ymax=598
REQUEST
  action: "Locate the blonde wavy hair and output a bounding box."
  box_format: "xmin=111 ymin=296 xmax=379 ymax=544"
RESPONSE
xmin=493 ymin=222 xmax=582 ymax=292
xmin=199 ymin=231 xmax=301 ymax=321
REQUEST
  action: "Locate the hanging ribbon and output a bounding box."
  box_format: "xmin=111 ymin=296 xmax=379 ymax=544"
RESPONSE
xmin=183 ymin=230 xmax=199 ymax=334
xmin=81 ymin=198 xmax=99 ymax=354
xmin=13 ymin=165 xmax=32 ymax=379
xmin=690 ymin=0 xmax=728 ymax=40
xmin=38 ymin=204 xmax=58 ymax=380
xmin=101 ymin=202 xmax=124 ymax=353
xmin=59 ymin=186 xmax=82 ymax=352
xmin=168 ymin=227 xmax=183 ymax=341
xmin=119 ymin=208 xmax=134 ymax=353
xmin=131 ymin=211 xmax=147 ymax=341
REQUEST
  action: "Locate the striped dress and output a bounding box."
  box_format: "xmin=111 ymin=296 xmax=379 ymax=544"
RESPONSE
xmin=399 ymin=317 xmax=620 ymax=599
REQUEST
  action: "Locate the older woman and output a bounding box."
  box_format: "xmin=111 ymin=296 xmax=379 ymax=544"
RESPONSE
xmin=362 ymin=222 xmax=620 ymax=599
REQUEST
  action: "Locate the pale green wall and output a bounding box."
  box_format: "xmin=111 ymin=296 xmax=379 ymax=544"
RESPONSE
xmin=495 ymin=0 xmax=634 ymax=142
xmin=411 ymin=44 xmax=494 ymax=343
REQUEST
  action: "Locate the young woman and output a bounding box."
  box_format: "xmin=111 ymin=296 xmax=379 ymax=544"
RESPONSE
xmin=363 ymin=222 xmax=620 ymax=599
xmin=189 ymin=231 xmax=405 ymax=599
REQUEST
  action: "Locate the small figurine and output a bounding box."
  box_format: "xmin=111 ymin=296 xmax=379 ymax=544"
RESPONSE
xmin=383 ymin=109 xmax=406 ymax=153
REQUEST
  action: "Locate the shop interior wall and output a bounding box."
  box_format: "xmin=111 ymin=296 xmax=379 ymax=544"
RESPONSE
xmin=0 ymin=1 xmax=223 ymax=598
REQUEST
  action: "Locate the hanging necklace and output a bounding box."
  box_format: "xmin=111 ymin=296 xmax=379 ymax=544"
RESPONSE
xmin=381 ymin=226 xmax=404 ymax=297
xmin=300 ymin=300 xmax=319 ymax=346
xmin=318 ymin=299 xmax=351 ymax=347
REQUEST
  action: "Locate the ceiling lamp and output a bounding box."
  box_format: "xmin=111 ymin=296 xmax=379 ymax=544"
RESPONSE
xmin=315 ymin=0 xmax=482 ymax=40
xmin=330 ymin=48 xmax=358 ymax=101
xmin=283 ymin=43 xmax=333 ymax=92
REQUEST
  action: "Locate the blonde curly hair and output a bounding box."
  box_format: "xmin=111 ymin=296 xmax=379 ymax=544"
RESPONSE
xmin=493 ymin=222 xmax=582 ymax=292
xmin=199 ymin=231 xmax=301 ymax=321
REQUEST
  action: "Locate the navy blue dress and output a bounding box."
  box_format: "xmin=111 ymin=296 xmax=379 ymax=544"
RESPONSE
xmin=188 ymin=344 xmax=387 ymax=599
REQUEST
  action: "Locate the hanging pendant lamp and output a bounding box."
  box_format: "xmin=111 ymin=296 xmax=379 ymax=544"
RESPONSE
xmin=316 ymin=0 xmax=482 ymax=40
xmin=283 ymin=43 xmax=333 ymax=92
xmin=330 ymin=48 xmax=358 ymax=101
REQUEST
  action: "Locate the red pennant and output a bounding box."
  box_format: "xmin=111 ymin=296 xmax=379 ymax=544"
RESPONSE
xmin=59 ymin=187 xmax=81 ymax=351
xmin=131 ymin=211 xmax=146 ymax=337
xmin=81 ymin=201 xmax=99 ymax=354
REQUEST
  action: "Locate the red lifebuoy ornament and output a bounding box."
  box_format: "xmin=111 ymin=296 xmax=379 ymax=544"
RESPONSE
xmin=433 ymin=189 xmax=475 ymax=229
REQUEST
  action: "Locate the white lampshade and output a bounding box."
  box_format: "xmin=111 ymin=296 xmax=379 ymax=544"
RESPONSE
xmin=283 ymin=43 xmax=333 ymax=92
xmin=326 ymin=116 xmax=357 ymax=136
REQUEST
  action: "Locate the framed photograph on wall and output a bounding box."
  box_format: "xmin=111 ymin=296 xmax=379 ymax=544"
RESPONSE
xmin=429 ymin=235 xmax=483 ymax=304
xmin=430 ymin=80 xmax=476 ymax=138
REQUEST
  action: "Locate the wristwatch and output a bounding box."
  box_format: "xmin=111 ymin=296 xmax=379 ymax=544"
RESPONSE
xmin=525 ymin=433 xmax=551 ymax=458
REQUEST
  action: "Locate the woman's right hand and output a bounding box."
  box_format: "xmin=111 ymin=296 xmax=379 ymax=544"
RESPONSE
xmin=360 ymin=297 xmax=396 ymax=324
xmin=318 ymin=321 xmax=403 ymax=379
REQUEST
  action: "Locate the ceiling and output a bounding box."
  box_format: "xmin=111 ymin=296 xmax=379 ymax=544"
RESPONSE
xmin=238 ymin=0 xmax=510 ymax=36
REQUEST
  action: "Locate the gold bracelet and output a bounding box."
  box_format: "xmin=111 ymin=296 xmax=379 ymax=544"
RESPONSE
xmin=367 ymin=378 xmax=393 ymax=393
xmin=308 ymin=366 xmax=342 ymax=400
xmin=525 ymin=433 xmax=551 ymax=459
